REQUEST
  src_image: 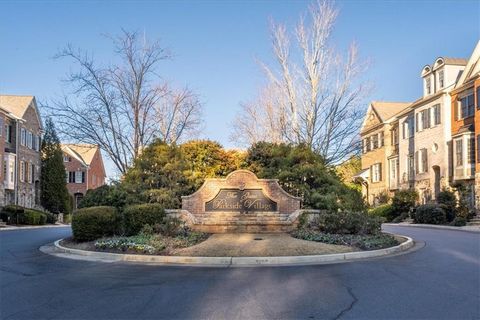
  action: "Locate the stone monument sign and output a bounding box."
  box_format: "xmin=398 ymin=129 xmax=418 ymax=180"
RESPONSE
xmin=180 ymin=170 xmax=301 ymax=233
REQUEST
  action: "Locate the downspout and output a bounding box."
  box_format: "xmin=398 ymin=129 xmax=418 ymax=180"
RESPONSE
xmin=86 ymin=165 xmax=89 ymax=190
xmin=14 ymin=120 xmax=19 ymax=206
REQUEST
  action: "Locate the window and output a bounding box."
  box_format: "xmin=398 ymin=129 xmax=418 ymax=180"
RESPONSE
xmin=403 ymin=117 xmax=414 ymax=139
xmin=379 ymin=132 xmax=384 ymax=147
xmin=75 ymin=171 xmax=85 ymax=184
xmin=407 ymin=154 xmax=414 ymax=180
xmin=366 ymin=137 xmax=371 ymax=152
xmin=408 ymin=116 xmax=414 ymax=138
xmin=26 ymin=162 xmax=31 ymax=183
xmin=477 ymin=135 xmax=480 ymax=163
xmin=30 ymin=164 xmax=35 ymax=183
xmin=371 ymin=163 xmax=382 ymax=183
xmin=20 ymin=128 xmax=26 ymax=146
xmin=371 ymin=134 xmax=378 ymax=149
xmin=415 ymin=113 xmax=420 ymax=132
xmin=432 ymin=104 xmax=441 ymax=125
xmin=0 ymin=118 xmax=3 ymax=136
xmin=459 ymin=94 xmax=474 ymax=119
xmin=27 ymin=132 xmax=33 ymax=149
xmin=3 ymin=161 xmax=6 ymax=181
xmin=421 ymin=148 xmax=428 ymax=173
xmin=5 ymin=125 xmax=12 ymax=143
xmin=455 ymin=139 xmax=463 ymax=166
xmin=391 ymin=128 xmax=398 ymax=145
xmin=68 ymin=171 xmax=75 ymax=183
xmin=439 ymin=70 xmax=444 ymax=88
xmin=20 ymin=161 xmax=25 ymax=182
xmin=477 ymin=86 xmax=480 ymax=109
xmin=426 ymin=77 xmax=431 ymax=95
xmin=468 ymin=137 xmax=475 ymax=164
xmin=63 ymin=155 xmax=70 ymax=162
xmin=422 ymin=109 xmax=430 ymax=129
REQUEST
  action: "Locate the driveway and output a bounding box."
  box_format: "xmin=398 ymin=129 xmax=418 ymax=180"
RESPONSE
xmin=0 ymin=225 xmax=478 ymax=319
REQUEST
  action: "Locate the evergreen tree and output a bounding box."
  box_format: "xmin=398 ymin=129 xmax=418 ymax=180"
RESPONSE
xmin=41 ymin=118 xmax=70 ymax=213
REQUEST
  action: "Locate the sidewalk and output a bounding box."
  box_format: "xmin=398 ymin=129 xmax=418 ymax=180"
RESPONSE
xmin=383 ymin=223 xmax=480 ymax=233
xmin=0 ymin=224 xmax=71 ymax=231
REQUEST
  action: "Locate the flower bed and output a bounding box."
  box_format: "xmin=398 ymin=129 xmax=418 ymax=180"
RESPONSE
xmin=63 ymin=231 xmax=210 ymax=255
xmin=291 ymin=229 xmax=399 ymax=250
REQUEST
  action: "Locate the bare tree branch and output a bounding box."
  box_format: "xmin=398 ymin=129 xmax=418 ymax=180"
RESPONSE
xmin=232 ymin=0 xmax=370 ymax=165
xmin=46 ymin=30 xmax=203 ymax=174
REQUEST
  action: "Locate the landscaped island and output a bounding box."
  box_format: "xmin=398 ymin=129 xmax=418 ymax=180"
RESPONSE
xmin=60 ymin=142 xmax=408 ymax=257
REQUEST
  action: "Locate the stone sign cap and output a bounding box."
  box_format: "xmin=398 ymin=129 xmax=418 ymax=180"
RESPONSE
xmin=182 ymin=169 xmax=301 ymax=216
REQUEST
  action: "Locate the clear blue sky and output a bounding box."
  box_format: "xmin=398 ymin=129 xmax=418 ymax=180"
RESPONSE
xmin=1 ymin=0 xmax=479 ymax=177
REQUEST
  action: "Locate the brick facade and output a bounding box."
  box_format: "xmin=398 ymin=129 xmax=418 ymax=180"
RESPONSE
xmin=62 ymin=145 xmax=106 ymax=208
xmin=0 ymin=95 xmax=42 ymax=209
xmin=179 ymin=170 xmax=301 ymax=233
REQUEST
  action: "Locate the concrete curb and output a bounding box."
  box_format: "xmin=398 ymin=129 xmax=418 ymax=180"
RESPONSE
xmin=0 ymin=224 xmax=71 ymax=232
xmin=49 ymin=234 xmax=415 ymax=267
xmin=383 ymin=223 xmax=480 ymax=233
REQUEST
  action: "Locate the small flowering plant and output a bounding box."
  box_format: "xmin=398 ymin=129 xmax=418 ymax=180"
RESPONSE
xmin=95 ymin=237 xmax=155 ymax=254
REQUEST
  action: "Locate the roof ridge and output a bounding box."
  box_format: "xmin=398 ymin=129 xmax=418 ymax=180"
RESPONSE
xmin=0 ymin=94 xmax=35 ymax=97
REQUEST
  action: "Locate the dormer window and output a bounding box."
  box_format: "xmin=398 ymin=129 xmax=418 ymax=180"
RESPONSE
xmin=426 ymin=78 xmax=431 ymax=95
xmin=439 ymin=70 xmax=444 ymax=88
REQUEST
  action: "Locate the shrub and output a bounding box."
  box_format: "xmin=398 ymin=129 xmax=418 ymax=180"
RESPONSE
xmin=3 ymin=205 xmax=25 ymax=213
xmin=63 ymin=214 xmax=72 ymax=224
xmin=437 ymin=190 xmax=457 ymax=222
xmin=78 ymin=184 xmax=131 ymax=209
xmin=414 ymin=204 xmax=446 ymax=225
xmin=123 ymin=203 xmax=166 ymax=236
xmin=304 ymin=211 xmax=382 ymax=235
xmin=368 ymin=204 xmax=392 ymax=221
xmin=450 ymin=216 xmax=467 ymax=226
xmin=374 ymin=191 xmax=390 ymax=205
xmin=45 ymin=212 xmax=57 ymax=224
xmin=22 ymin=209 xmax=47 ymax=225
xmin=391 ymin=212 xmax=410 ymax=223
xmin=292 ymin=229 xmax=398 ymax=250
xmin=391 ymin=189 xmax=418 ymax=220
xmin=72 ymin=206 xmax=118 ymax=241
xmin=0 ymin=206 xmax=50 ymax=225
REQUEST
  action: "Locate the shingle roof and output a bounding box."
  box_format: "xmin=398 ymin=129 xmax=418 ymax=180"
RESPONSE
xmin=442 ymin=57 xmax=468 ymax=66
xmin=370 ymin=101 xmax=411 ymax=121
xmin=0 ymin=95 xmax=34 ymax=119
xmin=62 ymin=144 xmax=99 ymax=166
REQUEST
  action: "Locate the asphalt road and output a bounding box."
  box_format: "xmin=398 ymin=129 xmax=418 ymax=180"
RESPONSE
xmin=0 ymin=226 xmax=479 ymax=320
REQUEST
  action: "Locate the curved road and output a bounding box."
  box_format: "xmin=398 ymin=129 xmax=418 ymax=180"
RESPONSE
xmin=0 ymin=226 xmax=478 ymax=320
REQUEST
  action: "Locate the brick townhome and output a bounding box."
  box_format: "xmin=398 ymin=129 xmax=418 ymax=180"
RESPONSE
xmin=62 ymin=144 xmax=106 ymax=208
xmin=356 ymin=102 xmax=410 ymax=205
xmin=0 ymin=95 xmax=42 ymax=208
xmin=449 ymin=41 xmax=480 ymax=209
xmin=358 ymin=41 xmax=480 ymax=216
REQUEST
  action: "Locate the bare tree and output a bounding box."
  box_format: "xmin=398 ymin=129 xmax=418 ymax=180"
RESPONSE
xmin=48 ymin=30 xmax=203 ymax=174
xmin=232 ymin=0 xmax=369 ymax=164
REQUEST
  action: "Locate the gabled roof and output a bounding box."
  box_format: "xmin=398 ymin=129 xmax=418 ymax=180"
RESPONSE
xmin=0 ymin=94 xmax=43 ymax=129
xmin=370 ymin=101 xmax=411 ymax=122
xmin=62 ymin=144 xmax=99 ymax=166
xmin=442 ymin=57 xmax=468 ymax=66
xmin=0 ymin=95 xmax=34 ymax=119
xmin=454 ymin=41 xmax=480 ymax=88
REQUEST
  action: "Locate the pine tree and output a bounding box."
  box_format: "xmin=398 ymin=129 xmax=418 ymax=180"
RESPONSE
xmin=41 ymin=118 xmax=70 ymax=213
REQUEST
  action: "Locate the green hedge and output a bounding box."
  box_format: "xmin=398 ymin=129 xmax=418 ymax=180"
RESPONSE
xmin=368 ymin=204 xmax=393 ymax=221
xmin=304 ymin=211 xmax=382 ymax=235
xmin=414 ymin=204 xmax=446 ymax=225
xmin=72 ymin=206 xmax=118 ymax=241
xmin=0 ymin=206 xmax=50 ymax=225
xmin=123 ymin=203 xmax=166 ymax=236
xmin=23 ymin=209 xmax=47 ymax=225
